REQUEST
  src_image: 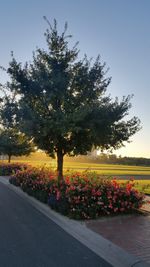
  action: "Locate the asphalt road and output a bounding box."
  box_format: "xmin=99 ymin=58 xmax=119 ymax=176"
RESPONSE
xmin=0 ymin=182 xmax=112 ymax=267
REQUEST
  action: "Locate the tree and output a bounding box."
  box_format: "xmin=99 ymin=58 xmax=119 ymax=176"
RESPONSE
xmin=1 ymin=18 xmax=140 ymax=180
xmin=99 ymin=153 xmax=108 ymax=163
xmin=0 ymin=128 xmax=34 ymax=162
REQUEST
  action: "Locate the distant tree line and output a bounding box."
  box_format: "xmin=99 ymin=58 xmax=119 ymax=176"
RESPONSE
xmin=94 ymin=153 xmax=150 ymax=166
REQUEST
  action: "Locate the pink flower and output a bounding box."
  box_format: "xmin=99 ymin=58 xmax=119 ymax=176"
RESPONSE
xmin=56 ymin=190 xmax=61 ymax=200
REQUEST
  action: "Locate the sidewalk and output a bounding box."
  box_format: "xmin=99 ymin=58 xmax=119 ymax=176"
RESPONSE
xmin=86 ymin=198 xmax=150 ymax=264
xmin=140 ymin=196 xmax=150 ymax=213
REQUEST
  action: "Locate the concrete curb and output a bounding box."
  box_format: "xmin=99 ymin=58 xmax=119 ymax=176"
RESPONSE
xmin=0 ymin=177 xmax=149 ymax=267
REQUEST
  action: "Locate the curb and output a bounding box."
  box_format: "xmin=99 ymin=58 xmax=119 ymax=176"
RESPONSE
xmin=0 ymin=177 xmax=149 ymax=267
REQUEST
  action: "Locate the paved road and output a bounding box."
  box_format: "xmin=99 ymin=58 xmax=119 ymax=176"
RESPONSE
xmin=0 ymin=182 xmax=112 ymax=267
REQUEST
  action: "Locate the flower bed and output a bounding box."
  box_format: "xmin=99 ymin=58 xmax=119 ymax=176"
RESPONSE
xmin=9 ymin=167 xmax=56 ymax=203
xmin=0 ymin=163 xmax=28 ymax=176
xmin=48 ymin=175 xmax=145 ymax=219
xmin=9 ymin=168 xmax=145 ymax=220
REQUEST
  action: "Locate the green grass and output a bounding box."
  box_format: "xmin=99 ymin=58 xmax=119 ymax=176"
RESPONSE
xmin=4 ymin=157 xmax=150 ymax=194
xmin=9 ymin=159 xmax=150 ymax=176
xmin=134 ymin=181 xmax=150 ymax=194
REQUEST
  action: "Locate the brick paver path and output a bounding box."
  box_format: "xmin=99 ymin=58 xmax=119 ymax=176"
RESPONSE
xmin=86 ymin=213 xmax=150 ymax=264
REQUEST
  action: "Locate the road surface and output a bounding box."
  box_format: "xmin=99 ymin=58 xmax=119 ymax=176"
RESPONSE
xmin=0 ymin=181 xmax=112 ymax=267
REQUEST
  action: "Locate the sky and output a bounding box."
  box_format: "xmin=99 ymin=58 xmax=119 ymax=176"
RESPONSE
xmin=0 ymin=0 xmax=150 ymax=158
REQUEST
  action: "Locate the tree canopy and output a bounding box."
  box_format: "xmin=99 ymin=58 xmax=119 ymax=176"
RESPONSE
xmin=0 ymin=128 xmax=34 ymax=162
xmin=0 ymin=18 xmax=140 ymax=179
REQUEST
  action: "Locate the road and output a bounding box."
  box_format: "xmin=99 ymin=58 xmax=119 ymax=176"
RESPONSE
xmin=0 ymin=181 xmax=112 ymax=267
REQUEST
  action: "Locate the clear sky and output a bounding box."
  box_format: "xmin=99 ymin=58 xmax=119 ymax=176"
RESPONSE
xmin=0 ymin=0 xmax=150 ymax=158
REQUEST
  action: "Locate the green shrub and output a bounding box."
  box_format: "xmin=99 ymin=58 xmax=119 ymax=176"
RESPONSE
xmin=10 ymin=167 xmax=56 ymax=204
xmin=0 ymin=163 xmax=28 ymax=176
xmin=10 ymin=169 xmax=145 ymax=220
xmin=48 ymin=174 xmax=145 ymax=219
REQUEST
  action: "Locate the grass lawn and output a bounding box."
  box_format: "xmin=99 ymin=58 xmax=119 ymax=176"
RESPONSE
xmin=10 ymin=159 xmax=150 ymax=176
xmin=3 ymin=157 xmax=150 ymax=194
xmin=135 ymin=181 xmax=150 ymax=195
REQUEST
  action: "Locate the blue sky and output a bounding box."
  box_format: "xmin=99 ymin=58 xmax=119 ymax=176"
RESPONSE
xmin=0 ymin=0 xmax=150 ymax=157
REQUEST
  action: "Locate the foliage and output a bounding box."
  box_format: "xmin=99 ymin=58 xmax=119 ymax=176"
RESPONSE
xmin=10 ymin=168 xmax=145 ymax=219
xmin=49 ymin=175 xmax=144 ymax=219
xmin=9 ymin=166 xmax=56 ymax=202
xmin=121 ymin=180 xmax=150 ymax=195
xmin=1 ymin=18 xmax=140 ymax=179
xmin=0 ymin=128 xmax=34 ymax=162
xmin=94 ymin=153 xmax=150 ymax=166
xmin=0 ymin=162 xmax=28 ymax=175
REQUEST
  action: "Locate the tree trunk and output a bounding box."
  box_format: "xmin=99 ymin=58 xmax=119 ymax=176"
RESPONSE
xmin=8 ymin=155 xmax=11 ymax=163
xmin=57 ymin=150 xmax=64 ymax=183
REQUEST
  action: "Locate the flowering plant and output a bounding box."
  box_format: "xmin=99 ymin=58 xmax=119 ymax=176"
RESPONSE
xmin=0 ymin=162 xmax=28 ymax=176
xmin=10 ymin=166 xmax=56 ymax=203
xmin=10 ymin=169 xmax=145 ymax=220
xmin=48 ymin=174 xmax=144 ymax=219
